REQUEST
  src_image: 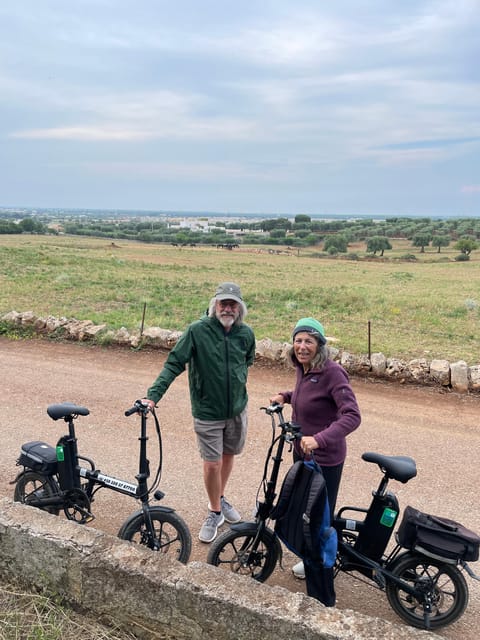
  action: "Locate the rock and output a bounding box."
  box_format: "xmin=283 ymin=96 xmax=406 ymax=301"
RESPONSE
xmin=429 ymin=359 xmax=450 ymax=387
xmin=407 ymin=358 xmax=430 ymax=384
xmin=370 ymin=353 xmax=387 ymax=376
xmin=450 ymin=361 xmax=470 ymax=393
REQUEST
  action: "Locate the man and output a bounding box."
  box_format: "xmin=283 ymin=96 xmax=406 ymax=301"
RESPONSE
xmin=142 ymin=282 xmax=256 ymax=543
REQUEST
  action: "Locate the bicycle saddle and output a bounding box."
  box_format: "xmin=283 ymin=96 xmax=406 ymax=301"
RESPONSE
xmin=47 ymin=403 xmax=90 ymax=420
xmin=362 ymin=451 xmax=417 ymax=483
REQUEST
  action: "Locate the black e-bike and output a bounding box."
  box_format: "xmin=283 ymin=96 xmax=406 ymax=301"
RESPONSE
xmin=207 ymin=403 xmax=480 ymax=630
xmin=12 ymin=400 xmax=191 ymax=563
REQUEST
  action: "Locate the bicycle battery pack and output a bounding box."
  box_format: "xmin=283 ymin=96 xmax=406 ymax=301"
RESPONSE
xmin=18 ymin=441 xmax=58 ymax=475
xmin=353 ymin=492 xmax=399 ymax=562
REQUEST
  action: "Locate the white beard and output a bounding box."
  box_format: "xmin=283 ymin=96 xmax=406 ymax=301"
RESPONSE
xmin=217 ymin=313 xmax=237 ymax=329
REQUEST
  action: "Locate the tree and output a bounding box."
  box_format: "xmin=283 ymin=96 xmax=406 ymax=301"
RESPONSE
xmin=455 ymin=237 xmax=478 ymax=256
xmin=431 ymin=235 xmax=450 ymax=253
xmin=323 ymin=234 xmax=348 ymax=254
xmin=412 ymin=233 xmax=431 ymax=253
xmin=366 ymin=236 xmax=392 ymax=256
xmin=294 ymin=214 xmax=311 ymax=224
xmin=261 ymin=217 xmax=291 ymax=232
xmin=19 ymin=217 xmax=45 ymax=233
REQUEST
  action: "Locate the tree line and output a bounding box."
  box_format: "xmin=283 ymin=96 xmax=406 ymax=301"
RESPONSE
xmin=1 ymin=211 xmax=479 ymax=258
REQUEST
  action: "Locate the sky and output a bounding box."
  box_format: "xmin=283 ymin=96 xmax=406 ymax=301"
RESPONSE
xmin=1 ymin=1 xmax=480 ymax=217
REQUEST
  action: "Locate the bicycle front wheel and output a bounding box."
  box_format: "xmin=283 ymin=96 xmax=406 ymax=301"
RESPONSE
xmin=386 ymin=552 xmax=468 ymax=629
xmin=118 ymin=506 xmax=191 ymax=564
xmin=207 ymin=523 xmax=280 ymax=582
xmin=13 ymin=470 xmax=60 ymax=515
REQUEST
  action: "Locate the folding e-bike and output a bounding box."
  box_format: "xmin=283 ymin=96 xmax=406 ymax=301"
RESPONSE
xmin=12 ymin=400 xmax=191 ymax=563
xmin=207 ymin=403 xmax=480 ymax=630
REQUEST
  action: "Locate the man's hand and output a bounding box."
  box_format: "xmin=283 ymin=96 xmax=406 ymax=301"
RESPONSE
xmin=140 ymin=398 xmax=156 ymax=412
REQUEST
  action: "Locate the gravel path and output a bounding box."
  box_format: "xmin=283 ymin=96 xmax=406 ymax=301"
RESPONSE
xmin=1 ymin=337 xmax=479 ymax=638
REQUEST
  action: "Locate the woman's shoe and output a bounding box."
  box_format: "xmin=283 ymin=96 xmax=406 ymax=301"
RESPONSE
xmin=292 ymin=560 xmax=305 ymax=579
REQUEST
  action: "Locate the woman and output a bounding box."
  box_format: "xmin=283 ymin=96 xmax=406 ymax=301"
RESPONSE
xmin=270 ymin=317 xmax=361 ymax=606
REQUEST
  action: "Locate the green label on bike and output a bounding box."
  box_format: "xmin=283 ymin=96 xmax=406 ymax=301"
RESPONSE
xmin=56 ymin=445 xmax=65 ymax=462
xmin=380 ymin=507 xmax=397 ymax=527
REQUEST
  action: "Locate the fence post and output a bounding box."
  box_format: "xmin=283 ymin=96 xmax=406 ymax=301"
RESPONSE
xmin=368 ymin=320 xmax=371 ymax=362
xmin=140 ymin=302 xmax=147 ymax=337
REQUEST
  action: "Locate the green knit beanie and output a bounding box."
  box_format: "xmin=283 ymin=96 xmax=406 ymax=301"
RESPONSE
xmin=292 ymin=317 xmax=326 ymax=345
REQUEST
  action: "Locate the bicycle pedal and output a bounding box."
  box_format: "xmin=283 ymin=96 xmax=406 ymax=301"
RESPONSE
xmin=76 ymin=508 xmax=95 ymax=524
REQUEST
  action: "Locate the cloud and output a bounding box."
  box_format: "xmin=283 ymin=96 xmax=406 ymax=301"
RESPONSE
xmin=71 ymin=160 xmax=291 ymax=183
xmin=1 ymin=1 xmax=480 ymax=214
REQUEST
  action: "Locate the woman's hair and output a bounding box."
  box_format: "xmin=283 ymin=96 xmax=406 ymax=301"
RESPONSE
xmin=207 ymin=297 xmax=247 ymax=323
xmin=287 ymin=340 xmax=329 ymax=370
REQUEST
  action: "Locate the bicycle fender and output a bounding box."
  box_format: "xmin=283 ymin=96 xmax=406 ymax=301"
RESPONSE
xmin=385 ymin=549 xmax=419 ymax=570
xmin=10 ymin=469 xmax=39 ymax=485
xmin=229 ymin=520 xmax=259 ymax=533
xmin=125 ymin=505 xmax=176 ymax=521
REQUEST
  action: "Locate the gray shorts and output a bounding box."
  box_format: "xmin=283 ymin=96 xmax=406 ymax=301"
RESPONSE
xmin=193 ymin=407 xmax=248 ymax=462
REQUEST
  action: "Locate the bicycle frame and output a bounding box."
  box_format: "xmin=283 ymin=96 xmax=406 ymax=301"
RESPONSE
xmin=14 ymin=401 xmax=165 ymax=520
xmin=255 ymin=404 xmax=302 ymax=519
xmin=334 ymin=452 xmax=414 ymax=574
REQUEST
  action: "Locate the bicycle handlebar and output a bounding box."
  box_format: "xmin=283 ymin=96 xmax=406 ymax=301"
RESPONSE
xmin=125 ymin=400 xmax=150 ymax=417
xmin=260 ymin=402 xmax=284 ymax=415
xmin=260 ymin=403 xmax=302 ymax=440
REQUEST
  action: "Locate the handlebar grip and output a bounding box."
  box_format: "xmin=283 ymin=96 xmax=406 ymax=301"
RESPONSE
xmin=260 ymin=402 xmax=283 ymax=415
xmin=125 ymin=399 xmax=152 ymax=416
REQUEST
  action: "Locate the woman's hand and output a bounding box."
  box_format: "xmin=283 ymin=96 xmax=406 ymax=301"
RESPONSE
xmin=300 ymin=436 xmax=318 ymax=455
xmin=269 ymin=393 xmax=284 ymax=404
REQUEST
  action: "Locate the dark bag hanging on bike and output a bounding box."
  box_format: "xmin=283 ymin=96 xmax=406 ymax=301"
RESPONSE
xmin=398 ymin=505 xmax=480 ymax=562
xmin=270 ymin=459 xmax=337 ymax=567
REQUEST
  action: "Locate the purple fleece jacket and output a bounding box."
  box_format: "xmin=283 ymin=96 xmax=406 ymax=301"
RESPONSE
xmin=280 ymin=359 xmax=361 ymax=467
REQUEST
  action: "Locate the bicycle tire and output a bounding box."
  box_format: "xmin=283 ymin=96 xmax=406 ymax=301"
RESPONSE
xmin=13 ymin=470 xmax=61 ymax=516
xmin=118 ymin=506 xmax=191 ymax=564
xmin=207 ymin=523 xmax=280 ymax=582
xmin=386 ymin=552 xmax=468 ymax=629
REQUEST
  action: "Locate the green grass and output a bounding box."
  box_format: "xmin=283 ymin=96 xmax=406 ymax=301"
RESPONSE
xmin=1 ymin=235 xmax=479 ymax=363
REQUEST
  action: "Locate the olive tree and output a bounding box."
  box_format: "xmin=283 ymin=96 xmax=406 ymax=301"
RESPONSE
xmin=366 ymin=236 xmax=392 ymax=256
xmin=323 ymin=234 xmax=348 ymax=254
xmin=431 ymin=235 xmax=450 ymax=253
xmin=412 ymin=233 xmax=431 ymax=253
xmin=455 ymin=237 xmax=478 ymax=255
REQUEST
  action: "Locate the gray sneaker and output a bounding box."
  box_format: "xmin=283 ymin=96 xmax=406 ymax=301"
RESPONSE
xmin=221 ymin=496 xmax=242 ymax=524
xmin=199 ymin=510 xmax=225 ymax=543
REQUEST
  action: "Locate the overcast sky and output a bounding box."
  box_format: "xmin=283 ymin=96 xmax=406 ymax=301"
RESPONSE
xmin=1 ymin=1 xmax=479 ymax=217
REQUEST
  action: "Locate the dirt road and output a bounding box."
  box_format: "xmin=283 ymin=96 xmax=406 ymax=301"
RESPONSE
xmin=1 ymin=337 xmax=479 ymax=638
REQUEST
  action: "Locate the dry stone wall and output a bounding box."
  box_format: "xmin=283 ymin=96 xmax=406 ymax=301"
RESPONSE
xmin=2 ymin=310 xmax=479 ymax=394
xmin=0 ymin=498 xmax=443 ymax=640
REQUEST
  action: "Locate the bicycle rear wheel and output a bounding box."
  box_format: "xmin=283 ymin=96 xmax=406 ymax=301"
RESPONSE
xmin=13 ymin=470 xmax=60 ymax=515
xmin=386 ymin=552 xmax=468 ymax=629
xmin=118 ymin=506 xmax=191 ymax=564
xmin=207 ymin=523 xmax=280 ymax=582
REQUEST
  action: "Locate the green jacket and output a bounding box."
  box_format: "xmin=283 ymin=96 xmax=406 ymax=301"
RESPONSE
xmin=147 ymin=315 xmax=256 ymax=420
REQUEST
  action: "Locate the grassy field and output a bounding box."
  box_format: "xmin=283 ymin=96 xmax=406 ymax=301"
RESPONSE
xmin=1 ymin=234 xmax=479 ymax=364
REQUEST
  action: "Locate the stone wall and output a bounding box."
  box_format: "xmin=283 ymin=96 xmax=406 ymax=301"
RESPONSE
xmin=0 ymin=498 xmax=442 ymax=640
xmin=2 ymin=310 xmax=479 ymax=394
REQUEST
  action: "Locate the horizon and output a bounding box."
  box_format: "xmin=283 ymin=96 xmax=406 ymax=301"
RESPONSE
xmin=1 ymin=204 xmax=478 ymax=222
